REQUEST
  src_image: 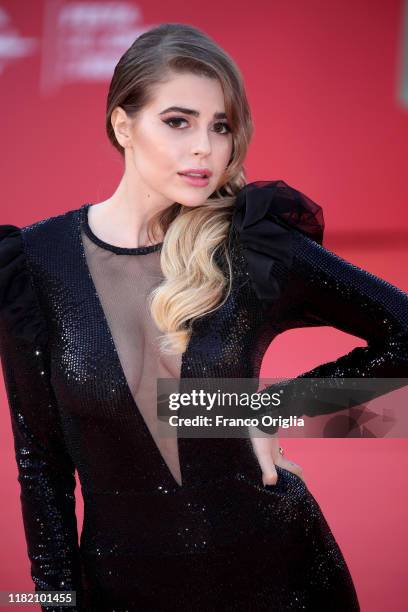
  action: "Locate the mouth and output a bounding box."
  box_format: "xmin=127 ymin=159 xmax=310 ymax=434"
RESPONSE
xmin=178 ymin=172 xmax=210 ymax=187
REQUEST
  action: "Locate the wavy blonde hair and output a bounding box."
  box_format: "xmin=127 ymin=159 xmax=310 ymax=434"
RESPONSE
xmin=106 ymin=23 xmax=254 ymax=353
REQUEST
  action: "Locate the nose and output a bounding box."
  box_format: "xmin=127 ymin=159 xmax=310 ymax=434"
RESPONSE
xmin=191 ymin=128 xmax=212 ymax=157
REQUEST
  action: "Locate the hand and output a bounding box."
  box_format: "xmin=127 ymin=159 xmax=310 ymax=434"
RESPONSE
xmin=248 ymin=427 xmax=305 ymax=486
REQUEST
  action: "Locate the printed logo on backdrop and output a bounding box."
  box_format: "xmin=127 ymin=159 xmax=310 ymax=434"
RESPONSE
xmin=40 ymin=1 xmax=157 ymax=94
xmin=0 ymin=7 xmax=38 ymax=74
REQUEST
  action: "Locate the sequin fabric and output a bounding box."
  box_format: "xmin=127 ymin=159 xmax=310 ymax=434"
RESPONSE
xmin=254 ymin=229 xmax=408 ymax=433
xmin=6 ymin=179 xmax=407 ymax=610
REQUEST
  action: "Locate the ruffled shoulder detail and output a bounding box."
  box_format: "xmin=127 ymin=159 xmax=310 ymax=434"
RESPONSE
xmin=231 ymin=179 xmax=325 ymax=305
xmin=0 ymin=225 xmax=48 ymax=346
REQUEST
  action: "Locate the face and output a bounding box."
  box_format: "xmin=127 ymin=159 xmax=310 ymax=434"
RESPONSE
xmin=111 ymin=71 xmax=234 ymax=208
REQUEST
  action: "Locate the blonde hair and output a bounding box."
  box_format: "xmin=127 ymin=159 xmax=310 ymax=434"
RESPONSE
xmin=106 ymin=23 xmax=254 ymax=353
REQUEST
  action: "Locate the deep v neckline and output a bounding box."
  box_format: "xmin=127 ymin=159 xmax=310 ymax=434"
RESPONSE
xmin=76 ymin=204 xmax=187 ymax=490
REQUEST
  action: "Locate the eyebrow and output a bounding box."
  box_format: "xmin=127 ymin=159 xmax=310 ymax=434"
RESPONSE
xmin=158 ymin=106 xmax=227 ymax=120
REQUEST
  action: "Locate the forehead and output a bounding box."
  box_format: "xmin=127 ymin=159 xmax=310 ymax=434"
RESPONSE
xmin=148 ymin=72 xmax=226 ymax=112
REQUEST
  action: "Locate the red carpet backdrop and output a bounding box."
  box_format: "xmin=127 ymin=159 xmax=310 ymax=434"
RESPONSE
xmin=0 ymin=1 xmax=407 ymax=610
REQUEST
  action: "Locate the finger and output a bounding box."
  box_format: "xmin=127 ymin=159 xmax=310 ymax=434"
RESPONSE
xmin=262 ymin=462 xmax=278 ymax=486
xmin=249 ymin=434 xmax=279 ymax=485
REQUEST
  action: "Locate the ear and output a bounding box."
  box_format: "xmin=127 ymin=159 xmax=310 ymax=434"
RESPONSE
xmin=111 ymin=106 xmax=133 ymax=149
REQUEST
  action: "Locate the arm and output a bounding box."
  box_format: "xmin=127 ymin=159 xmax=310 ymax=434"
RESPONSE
xmin=0 ymin=226 xmax=84 ymax=610
xmin=257 ymin=229 xmax=408 ymax=432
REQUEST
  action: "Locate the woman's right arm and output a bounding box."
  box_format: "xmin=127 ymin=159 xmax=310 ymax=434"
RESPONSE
xmin=0 ymin=225 xmax=84 ymax=611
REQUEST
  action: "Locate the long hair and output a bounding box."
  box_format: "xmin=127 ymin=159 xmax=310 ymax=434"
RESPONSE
xmin=106 ymin=23 xmax=254 ymax=353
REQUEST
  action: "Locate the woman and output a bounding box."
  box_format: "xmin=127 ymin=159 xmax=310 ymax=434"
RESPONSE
xmin=1 ymin=22 xmax=407 ymax=611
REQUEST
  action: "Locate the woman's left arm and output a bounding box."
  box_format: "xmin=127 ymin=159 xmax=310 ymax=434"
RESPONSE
xmin=257 ymin=229 xmax=408 ymax=432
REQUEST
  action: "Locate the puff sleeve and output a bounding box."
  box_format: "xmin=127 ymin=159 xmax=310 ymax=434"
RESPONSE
xmin=0 ymin=225 xmax=84 ymax=610
xmin=232 ymin=180 xmax=408 ymax=433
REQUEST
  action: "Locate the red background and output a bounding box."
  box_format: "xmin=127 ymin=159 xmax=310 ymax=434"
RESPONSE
xmin=1 ymin=1 xmax=407 ymax=610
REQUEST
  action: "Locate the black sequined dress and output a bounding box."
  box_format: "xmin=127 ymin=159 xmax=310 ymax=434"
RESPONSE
xmin=2 ymin=180 xmax=407 ymax=611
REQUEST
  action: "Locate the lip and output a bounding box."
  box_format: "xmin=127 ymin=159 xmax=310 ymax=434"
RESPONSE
xmin=178 ymin=168 xmax=213 ymax=178
xmin=178 ymin=173 xmax=210 ymax=187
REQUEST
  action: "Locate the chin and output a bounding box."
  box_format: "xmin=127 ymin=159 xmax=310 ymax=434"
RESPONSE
xmin=175 ymin=192 xmax=212 ymax=208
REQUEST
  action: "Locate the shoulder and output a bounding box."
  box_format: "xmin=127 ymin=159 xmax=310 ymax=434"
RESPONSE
xmin=21 ymin=206 xmax=81 ymax=250
xmin=1 ymin=205 xmax=81 ymax=255
xmin=232 ymin=179 xmax=324 ymax=245
xmin=230 ymin=179 xmax=325 ymax=304
xmin=0 ymin=205 xmax=82 ymax=345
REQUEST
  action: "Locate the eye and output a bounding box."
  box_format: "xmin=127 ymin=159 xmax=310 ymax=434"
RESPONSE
xmin=163 ymin=117 xmax=232 ymax=135
xmin=163 ymin=117 xmax=189 ymax=129
xmin=213 ymin=122 xmax=232 ymax=135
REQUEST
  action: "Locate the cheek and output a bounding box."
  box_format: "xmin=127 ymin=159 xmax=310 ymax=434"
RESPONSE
xmin=134 ymin=128 xmax=178 ymax=171
xmin=215 ymin=138 xmax=233 ymax=170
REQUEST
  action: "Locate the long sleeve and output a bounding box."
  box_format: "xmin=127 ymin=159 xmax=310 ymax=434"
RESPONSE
xmin=232 ymin=180 xmax=408 ymax=433
xmin=260 ymin=229 xmax=408 ymax=428
xmin=0 ymin=225 xmax=84 ymax=610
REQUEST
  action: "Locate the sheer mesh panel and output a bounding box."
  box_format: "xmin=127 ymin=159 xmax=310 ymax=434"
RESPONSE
xmin=81 ymin=230 xmax=183 ymax=486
